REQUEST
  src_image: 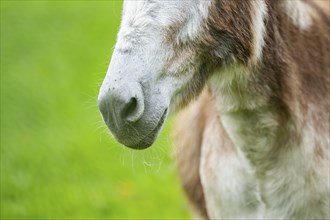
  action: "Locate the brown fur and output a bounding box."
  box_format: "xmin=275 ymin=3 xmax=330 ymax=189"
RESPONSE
xmin=174 ymin=91 xmax=211 ymax=219
xmin=207 ymin=0 xmax=254 ymax=62
xmin=174 ymin=0 xmax=329 ymax=218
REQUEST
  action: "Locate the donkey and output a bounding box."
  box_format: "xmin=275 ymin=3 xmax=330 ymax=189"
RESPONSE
xmin=98 ymin=0 xmax=329 ymax=219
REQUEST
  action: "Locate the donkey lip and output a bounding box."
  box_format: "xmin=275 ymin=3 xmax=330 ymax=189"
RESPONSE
xmin=127 ymin=108 xmax=168 ymax=150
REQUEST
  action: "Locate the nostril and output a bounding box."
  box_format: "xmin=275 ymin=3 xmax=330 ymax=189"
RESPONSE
xmin=99 ymin=82 xmax=144 ymax=124
xmin=121 ymin=97 xmax=138 ymax=121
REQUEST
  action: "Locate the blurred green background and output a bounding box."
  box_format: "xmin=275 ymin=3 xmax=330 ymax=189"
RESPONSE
xmin=1 ymin=1 xmax=190 ymax=219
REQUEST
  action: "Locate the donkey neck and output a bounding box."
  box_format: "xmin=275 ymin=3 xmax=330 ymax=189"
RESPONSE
xmin=207 ymin=64 xmax=293 ymax=171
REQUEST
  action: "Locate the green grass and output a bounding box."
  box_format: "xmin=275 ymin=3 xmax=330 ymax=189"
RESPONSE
xmin=1 ymin=1 xmax=190 ymax=219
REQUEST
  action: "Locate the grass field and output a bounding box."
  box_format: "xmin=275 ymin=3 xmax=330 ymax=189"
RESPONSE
xmin=1 ymin=1 xmax=190 ymax=219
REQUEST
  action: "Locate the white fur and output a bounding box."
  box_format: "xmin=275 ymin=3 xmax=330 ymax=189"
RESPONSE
xmin=208 ymin=65 xmax=269 ymax=112
xmin=176 ymin=1 xmax=211 ymax=43
xmin=203 ymin=65 xmax=330 ymax=218
xmin=251 ymin=0 xmax=267 ymax=63
xmin=283 ymin=0 xmax=314 ymax=30
xmin=200 ymin=116 xmax=264 ymax=219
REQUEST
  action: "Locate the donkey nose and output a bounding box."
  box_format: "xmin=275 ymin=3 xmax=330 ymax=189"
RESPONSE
xmin=98 ymin=85 xmax=144 ymax=124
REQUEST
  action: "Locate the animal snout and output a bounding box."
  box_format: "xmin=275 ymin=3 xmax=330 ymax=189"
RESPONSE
xmin=98 ymin=83 xmax=145 ymax=126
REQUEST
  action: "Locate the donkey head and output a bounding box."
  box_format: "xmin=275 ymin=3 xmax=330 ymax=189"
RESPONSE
xmin=98 ymin=0 xmax=263 ymax=149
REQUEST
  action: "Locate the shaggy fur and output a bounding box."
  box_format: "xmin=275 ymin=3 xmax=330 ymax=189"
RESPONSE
xmin=99 ymin=0 xmax=329 ymax=219
xmin=175 ymin=0 xmax=329 ymax=219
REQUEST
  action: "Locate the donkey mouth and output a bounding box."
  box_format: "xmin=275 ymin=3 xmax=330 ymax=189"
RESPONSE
xmin=127 ymin=108 xmax=168 ymax=150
